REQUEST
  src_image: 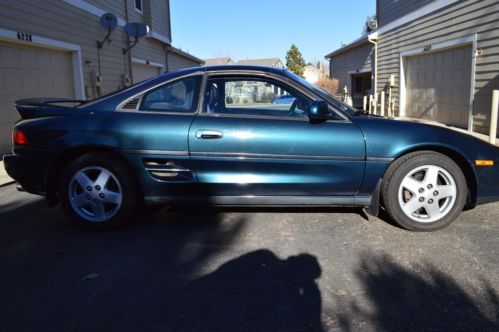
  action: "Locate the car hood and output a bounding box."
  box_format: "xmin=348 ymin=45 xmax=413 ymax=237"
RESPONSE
xmin=352 ymin=115 xmax=499 ymax=162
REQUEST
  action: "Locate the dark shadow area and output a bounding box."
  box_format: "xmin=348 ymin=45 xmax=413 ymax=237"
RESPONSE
xmin=164 ymin=249 xmax=323 ymax=331
xmin=337 ymin=253 xmax=499 ymax=332
xmin=167 ymin=204 xmax=372 ymax=221
xmin=473 ymin=73 xmax=499 ymax=139
xmin=0 ymin=187 xmax=324 ymax=331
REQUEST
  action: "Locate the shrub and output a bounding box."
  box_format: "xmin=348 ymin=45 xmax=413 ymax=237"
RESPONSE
xmin=314 ymin=77 xmax=340 ymax=96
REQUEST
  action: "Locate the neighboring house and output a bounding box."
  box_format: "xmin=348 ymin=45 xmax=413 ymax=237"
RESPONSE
xmin=303 ymin=63 xmax=327 ymax=84
xmin=236 ymin=58 xmax=285 ymax=68
xmin=0 ymin=0 xmax=203 ymax=154
xmin=325 ymin=0 xmax=499 ymax=137
xmin=325 ymin=37 xmax=374 ymax=108
xmin=203 ymin=57 xmax=235 ymax=66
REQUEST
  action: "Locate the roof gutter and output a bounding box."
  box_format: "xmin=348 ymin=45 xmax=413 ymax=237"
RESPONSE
xmin=367 ymin=32 xmax=378 ymax=96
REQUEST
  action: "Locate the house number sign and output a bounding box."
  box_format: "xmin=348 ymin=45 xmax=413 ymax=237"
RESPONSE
xmin=17 ymin=32 xmax=33 ymax=42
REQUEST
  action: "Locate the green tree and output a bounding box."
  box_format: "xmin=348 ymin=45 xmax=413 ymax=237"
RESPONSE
xmin=362 ymin=15 xmax=377 ymax=35
xmin=285 ymin=44 xmax=306 ymax=77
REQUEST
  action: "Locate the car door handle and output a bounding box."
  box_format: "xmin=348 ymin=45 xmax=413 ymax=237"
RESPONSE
xmin=195 ymin=130 xmax=223 ymax=139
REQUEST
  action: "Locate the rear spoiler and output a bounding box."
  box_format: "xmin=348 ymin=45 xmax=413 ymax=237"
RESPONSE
xmin=15 ymin=98 xmax=90 ymax=120
xmin=15 ymin=98 xmax=87 ymax=108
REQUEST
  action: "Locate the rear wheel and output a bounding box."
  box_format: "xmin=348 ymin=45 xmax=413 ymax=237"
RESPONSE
xmin=382 ymin=151 xmax=467 ymax=231
xmin=59 ymin=153 xmax=138 ymax=229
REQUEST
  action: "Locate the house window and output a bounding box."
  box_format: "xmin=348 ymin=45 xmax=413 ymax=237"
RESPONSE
xmin=135 ymin=0 xmax=143 ymax=12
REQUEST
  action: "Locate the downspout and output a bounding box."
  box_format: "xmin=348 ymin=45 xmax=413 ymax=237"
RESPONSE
xmin=368 ymin=32 xmax=378 ymax=114
xmin=123 ymin=0 xmax=133 ymax=84
xmin=166 ymin=0 xmax=172 ymax=72
xmin=165 ymin=45 xmax=170 ymax=72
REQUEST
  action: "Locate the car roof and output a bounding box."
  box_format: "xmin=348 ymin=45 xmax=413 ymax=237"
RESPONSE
xmin=81 ymin=66 xmax=291 ymax=111
xmin=162 ymin=65 xmax=289 ymax=79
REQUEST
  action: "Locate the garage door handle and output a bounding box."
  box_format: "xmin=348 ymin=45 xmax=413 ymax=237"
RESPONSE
xmin=195 ymin=130 xmax=223 ymax=139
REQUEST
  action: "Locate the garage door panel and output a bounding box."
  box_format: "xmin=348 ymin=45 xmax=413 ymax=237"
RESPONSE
xmin=132 ymin=63 xmax=162 ymax=83
xmin=0 ymin=46 xmax=18 ymax=68
xmin=406 ymin=45 xmax=472 ymax=129
xmin=0 ymin=42 xmax=74 ymax=153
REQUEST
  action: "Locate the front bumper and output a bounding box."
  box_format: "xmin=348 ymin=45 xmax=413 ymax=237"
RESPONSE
xmin=3 ymin=152 xmax=50 ymax=195
xmin=476 ymin=157 xmax=499 ymax=205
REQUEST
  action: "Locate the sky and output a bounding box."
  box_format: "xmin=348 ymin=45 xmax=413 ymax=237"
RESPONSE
xmin=170 ymin=0 xmax=376 ymax=64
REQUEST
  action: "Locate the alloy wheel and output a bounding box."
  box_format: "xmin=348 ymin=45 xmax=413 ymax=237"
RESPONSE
xmin=68 ymin=166 xmax=123 ymax=222
xmin=398 ymin=165 xmax=457 ymax=223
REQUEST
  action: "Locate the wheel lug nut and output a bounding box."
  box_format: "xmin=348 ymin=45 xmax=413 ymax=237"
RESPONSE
xmin=99 ymin=193 xmax=105 ymax=199
xmin=95 ymin=185 xmax=101 ymax=191
xmin=428 ymin=199 xmax=434 ymax=204
xmin=87 ymin=186 xmax=92 ymax=191
xmin=427 ymin=184 xmax=433 ymax=189
xmin=93 ymin=199 xmax=99 ymax=204
xmin=419 ymin=188 xmax=424 ymax=193
xmin=85 ymin=195 xmax=91 ymax=200
xmin=433 ymin=191 xmax=439 ymax=196
xmin=419 ymin=197 xmax=425 ymax=202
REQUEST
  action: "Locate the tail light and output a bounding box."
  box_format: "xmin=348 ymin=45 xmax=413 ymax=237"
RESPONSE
xmin=12 ymin=129 xmax=29 ymax=145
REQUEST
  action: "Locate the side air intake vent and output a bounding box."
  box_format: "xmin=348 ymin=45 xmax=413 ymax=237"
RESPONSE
xmin=122 ymin=98 xmax=140 ymax=110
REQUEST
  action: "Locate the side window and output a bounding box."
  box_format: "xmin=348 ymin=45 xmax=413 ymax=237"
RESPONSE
xmin=204 ymin=78 xmax=310 ymax=118
xmin=141 ymin=76 xmax=200 ymax=113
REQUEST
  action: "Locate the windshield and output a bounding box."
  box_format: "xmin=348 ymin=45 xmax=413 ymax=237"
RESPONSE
xmin=284 ymin=71 xmax=359 ymax=116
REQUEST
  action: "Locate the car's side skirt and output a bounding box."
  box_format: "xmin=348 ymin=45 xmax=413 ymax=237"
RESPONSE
xmin=144 ymin=195 xmax=372 ymax=207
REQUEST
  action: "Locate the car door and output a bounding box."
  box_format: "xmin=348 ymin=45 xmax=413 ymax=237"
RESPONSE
xmin=112 ymin=75 xmax=202 ymax=196
xmin=188 ymin=74 xmax=366 ymax=198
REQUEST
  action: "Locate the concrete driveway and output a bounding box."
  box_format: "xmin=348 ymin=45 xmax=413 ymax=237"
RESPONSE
xmin=0 ymin=183 xmax=498 ymax=331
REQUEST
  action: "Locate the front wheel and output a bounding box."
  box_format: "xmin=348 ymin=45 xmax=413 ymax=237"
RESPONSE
xmin=382 ymin=151 xmax=467 ymax=231
xmin=59 ymin=153 xmax=139 ymax=229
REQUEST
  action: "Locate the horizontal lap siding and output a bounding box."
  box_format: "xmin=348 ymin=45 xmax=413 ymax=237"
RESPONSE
xmin=131 ymin=38 xmax=166 ymax=67
xmin=86 ymin=0 xmax=126 ymax=18
xmin=168 ymin=52 xmax=201 ymax=72
xmin=149 ymin=0 xmax=171 ymax=39
xmin=329 ymin=43 xmax=374 ymax=94
xmin=377 ymin=0 xmax=499 ymax=134
xmin=378 ymin=0 xmax=435 ymax=27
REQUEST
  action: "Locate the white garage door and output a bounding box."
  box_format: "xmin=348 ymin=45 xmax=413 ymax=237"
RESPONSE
xmin=132 ymin=63 xmax=162 ymax=83
xmin=0 ymin=42 xmax=74 ymax=153
xmin=405 ymin=45 xmax=472 ymax=128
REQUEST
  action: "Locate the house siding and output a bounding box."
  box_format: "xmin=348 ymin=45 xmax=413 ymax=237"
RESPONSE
xmin=0 ymin=0 xmax=128 ymax=96
xmin=168 ymin=51 xmax=201 ymax=71
xmin=329 ymin=42 xmax=374 ymax=94
xmin=377 ymin=0 xmax=435 ymax=27
xmin=0 ymin=0 xmax=200 ymax=97
xmin=376 ymin=0 xmax=499 ymax=134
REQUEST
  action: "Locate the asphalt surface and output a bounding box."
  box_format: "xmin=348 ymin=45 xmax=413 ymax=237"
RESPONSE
xmin=0 ymin=183 xmax=498 ymax=332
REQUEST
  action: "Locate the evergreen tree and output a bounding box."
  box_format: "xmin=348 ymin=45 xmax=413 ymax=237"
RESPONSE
xmin=285 ymin=44 xmax=306 ymax=77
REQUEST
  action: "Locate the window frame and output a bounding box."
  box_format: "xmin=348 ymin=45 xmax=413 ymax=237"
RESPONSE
xmin=201 ymin=75 xmax=316 ymax=121
xmin=134 ymin=0 xmax=143 ymax=14
xmin=138 ymin=75 xmax=202 ymax=114
xmin=201 ymin=72 xmax=350 ymax=122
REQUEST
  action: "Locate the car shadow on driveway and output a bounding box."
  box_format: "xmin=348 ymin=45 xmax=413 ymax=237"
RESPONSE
xmin=0 ymin=195 xmax=325 ymax=331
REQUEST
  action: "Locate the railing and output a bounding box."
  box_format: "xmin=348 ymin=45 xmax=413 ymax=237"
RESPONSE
xmin=363 ymin=91 xmax=392 ymax=117
xmin=359 ymin=90 xmax=497 ymax=145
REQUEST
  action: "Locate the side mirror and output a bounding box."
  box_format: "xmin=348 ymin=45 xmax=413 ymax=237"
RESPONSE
xmin=307 ymin=100 xmax=331 ymax=120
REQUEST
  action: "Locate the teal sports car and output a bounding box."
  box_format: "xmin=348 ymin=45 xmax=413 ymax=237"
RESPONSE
xmin=4 ymin=66 xmax=499 ymax=231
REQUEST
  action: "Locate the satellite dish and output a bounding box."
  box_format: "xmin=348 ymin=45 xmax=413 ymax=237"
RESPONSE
xmin=124 ymin=23 xmax=150 ymax=39
xmin=100 ymin=13 xmax=118 ymax=31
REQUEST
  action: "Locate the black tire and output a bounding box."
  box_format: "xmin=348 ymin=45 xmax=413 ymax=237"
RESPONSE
xmin=59 ymin=153 xmax=139 ymax=229
xmin=382 ymin=151 xmax=467 ymax=232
